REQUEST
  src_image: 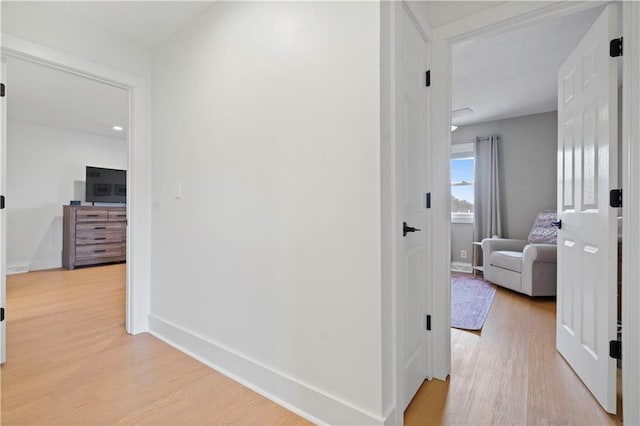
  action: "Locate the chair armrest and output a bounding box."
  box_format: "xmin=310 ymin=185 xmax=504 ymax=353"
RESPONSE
xmin=481 ymin=238 xmax=528 ymax=254
xmin=523 ymin=243 xmax=557 ymax=264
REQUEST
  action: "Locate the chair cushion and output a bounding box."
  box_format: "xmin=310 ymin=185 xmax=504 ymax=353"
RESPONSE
xmin=528 ymin=210 xmax=558 ymax=244
xmin=490 ymin=251 xmax=523 ymax=273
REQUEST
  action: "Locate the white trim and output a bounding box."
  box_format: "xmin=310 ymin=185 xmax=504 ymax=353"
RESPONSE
xmin=148 ymin=314 xmax=387 ymax=426
xmin=433 ymin=1 xmax=610 ymax=42
xmin=622 ymin=2 xmax=640 ymax=424
xmin=380 ymin=1 xmax=400 ymax=423
xmin=429 ymin=39 xmax=452 ymax=380
xmin=6 ymin=263 xmax=28 ymax=275
xmin=451 ymin=142 xmax=474 ymax=156
xmin=403 ymin=1 xmax=433 ymax=42
xmin=382 ymin=407 xmax=398 ymax=426
xmin=451 ymin=262 xmax=472 ymax=273
xmin=451 ymin=213 xmax=473 ymax=224
xmin=1 ymin=34 xmax=151 ymax=334
xmin=1 ymin=56 xmax=6 ymax=363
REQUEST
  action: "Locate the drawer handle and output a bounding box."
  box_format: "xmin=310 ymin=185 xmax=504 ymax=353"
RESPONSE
xmin=94 ymin=249 xmax=106 ymax=253
xmin=94 ymin=227 xmax=106 ymax=230
xmin=95 ymin=237 xmax=106 ymax=240
xmin=86 ymin=214 xmax=100 ymax=217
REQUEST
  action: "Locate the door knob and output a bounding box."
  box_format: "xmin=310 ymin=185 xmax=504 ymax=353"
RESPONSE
xmin=551 ymin=220 xmax=562 ymax=229
xmin=403 ymin=222 xmax=422 ymax=237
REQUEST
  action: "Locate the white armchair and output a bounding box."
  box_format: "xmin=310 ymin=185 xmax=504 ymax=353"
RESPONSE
xmin=481 ymin=211 xmax=558 ymax=297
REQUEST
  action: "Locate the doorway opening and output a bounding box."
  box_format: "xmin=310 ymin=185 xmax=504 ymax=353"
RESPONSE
xmin=5 ymin=56 xmax=129 ymax=274
xmin=413 ymin=3 xmax=624 ymax=423
xmin=1 ymin=33 xmax=151 ymax=367
xmin=3 ymin=55 xmax=130 ymax=354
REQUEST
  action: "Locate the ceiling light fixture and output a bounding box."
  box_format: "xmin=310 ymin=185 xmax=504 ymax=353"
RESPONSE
xmin=112 ymin=125 xmax=124 ymax=131
xmin=451 ymin=108 xmax=473 ymax=119
xmin=451 ymin=125 xmax=458 ymax=132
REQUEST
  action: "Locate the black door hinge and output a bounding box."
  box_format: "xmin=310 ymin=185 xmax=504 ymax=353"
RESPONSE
xmin=0 ymin=195 xmax=4 ymax=210
xmin=426 ymin=192 xmax=431 ymax=209
xmin=426 ymin=314 xmax=431 ymax=331
xmin=425 ymin=70 xmax=431 ymax=87
xmin=610 ymin=189 xmax=622 ymax=208
xmin=0 ymin=83 xmax=5 ymax=97
xmin=609 ymin=340 xmax=621 ymax=360
xmin=610 ymin=37 xmax=623 ymax=57
xmin=0 ymin=307 xmax=4 ymax=322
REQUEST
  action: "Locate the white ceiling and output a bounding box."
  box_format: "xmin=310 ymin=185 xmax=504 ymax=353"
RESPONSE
xmin=451 ymin=5 xmax=605 ymax=126
xmin=4 ymin=2 xmax=608 ymax=134
xmin=27 ymin=1 xmax=215 ymax=48
xmin=4 ymin=2 xmax=216 ymax=140
xmin=7 ymin=57 xmax=129 ymax=140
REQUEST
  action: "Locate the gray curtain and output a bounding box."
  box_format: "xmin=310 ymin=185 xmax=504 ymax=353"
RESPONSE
xmin=474 ymin=135 xmax=502 ymax=240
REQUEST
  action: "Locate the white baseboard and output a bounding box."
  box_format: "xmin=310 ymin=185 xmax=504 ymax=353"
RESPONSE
xmin=451 ymin=261 xmax=472 ymax=273
xmin=383 ymin=406 xmax=398 ymax=426
xmin=29 ymin=259 xmax=62 ymax=272
xmin=148 ymin=314 xmax=386 ymax=426
xmin=7 ymin=259 xmax=62 ymax=274
xmin=7 ymin=263 xmax=29 ymax=275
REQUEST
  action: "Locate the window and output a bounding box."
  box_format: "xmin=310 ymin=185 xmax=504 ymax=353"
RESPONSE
xmin=451 ymin=152 xmax=474 ymax=223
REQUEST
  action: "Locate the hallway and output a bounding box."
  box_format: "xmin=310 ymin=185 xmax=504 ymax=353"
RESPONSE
xmin=1 ymin=265 xmax=309 ymax=425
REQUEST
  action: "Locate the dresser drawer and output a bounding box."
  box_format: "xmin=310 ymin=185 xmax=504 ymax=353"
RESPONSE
xmin=77 ymin=222 xmax=122 ymax=233
xmin=76 ymin=223 xmax=123 ymax=245
xmin=76 ymin=209 xmax=108 ymax=222
xmin=76 ymin=231 xmax=122 ymax=245
xmin=75 ymin=243 xmax=122 ymax=260
xmin=108 ymin=210 xmax=127 ymax=222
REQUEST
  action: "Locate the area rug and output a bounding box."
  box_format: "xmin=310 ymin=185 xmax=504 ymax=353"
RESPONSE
xmin=451 ymin=273 xmax=497 ymax=330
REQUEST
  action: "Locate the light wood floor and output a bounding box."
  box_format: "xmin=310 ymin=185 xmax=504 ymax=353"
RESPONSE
xmin=2 ymin=267 xmax=624 ymax=425
xmin=1 ymin=265 xmax=310 ymax=425
xmin=405 ymin=276 xmax=623 ymax=426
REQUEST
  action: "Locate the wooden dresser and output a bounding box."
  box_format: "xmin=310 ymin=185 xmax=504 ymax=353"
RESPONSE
xmin=62 ymin=205 xmax=126 ymax=270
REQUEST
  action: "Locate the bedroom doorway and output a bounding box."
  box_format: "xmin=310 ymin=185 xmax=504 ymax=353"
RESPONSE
xmin=0 ymin=34 xmax=151 ymax=363
xmin=2 ymin=55 xmax=129 ymax=363
xmin=422 ymin=2 xmax=624 ymax=423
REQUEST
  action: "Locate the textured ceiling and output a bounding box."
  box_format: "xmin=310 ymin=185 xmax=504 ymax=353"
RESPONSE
xmin=451 ymin=5 xmax=605 ymax=126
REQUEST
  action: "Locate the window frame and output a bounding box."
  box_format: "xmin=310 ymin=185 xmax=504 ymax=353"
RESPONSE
xmin=451 ymin=143 xmax=475 ymax=224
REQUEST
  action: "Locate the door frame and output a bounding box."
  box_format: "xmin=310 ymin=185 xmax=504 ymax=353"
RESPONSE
xmin=1 ymin=58 xmax=6 ymax=363
xmin=0 ymin=34 xmax=151 ymax=335
xmin=621 ymin=2 xmax=640 ymax=423
xmin=429 ymin=1 xmax=639 ymax=424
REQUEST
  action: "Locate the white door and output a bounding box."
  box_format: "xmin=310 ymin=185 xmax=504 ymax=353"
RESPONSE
xmin=1 ymin=58 xmax=7 ymax=363
xmin=397 ymin=5 xmax=429 ymax=411
xmin=556 ymin=4 xmax=618 ymax=413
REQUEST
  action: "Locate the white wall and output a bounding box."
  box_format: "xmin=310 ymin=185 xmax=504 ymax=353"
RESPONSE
xmin=453 ymin=111 xmax=558 ymax=240
xmin=451 ymin=222 xmax=473 ymax=265
xmin=150 ymin=2 xmax=383 ymax=424
xmin=6 ymin=120 xmax=127 ymax=271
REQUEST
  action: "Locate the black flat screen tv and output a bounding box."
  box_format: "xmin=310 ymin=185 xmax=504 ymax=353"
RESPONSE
xmin=85 ymin=166 xmax=127 ymax=204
